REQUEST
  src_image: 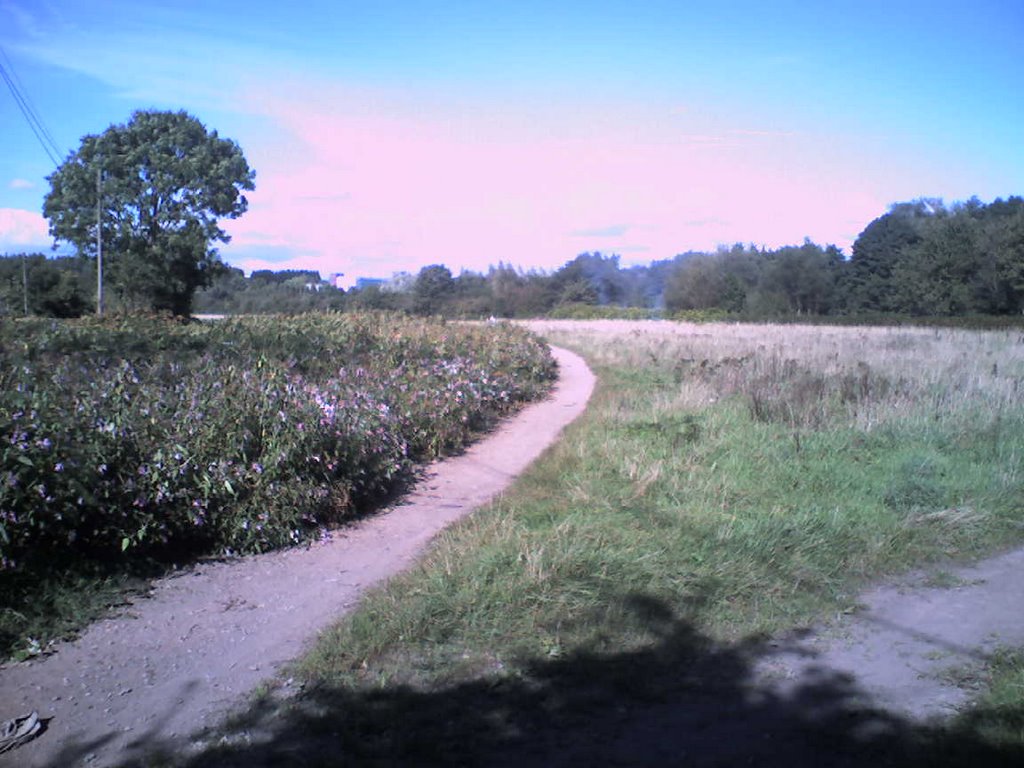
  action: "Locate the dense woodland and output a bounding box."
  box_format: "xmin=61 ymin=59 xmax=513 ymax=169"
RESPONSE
xmin=3 ymin=196 xmax=1022 ymax=321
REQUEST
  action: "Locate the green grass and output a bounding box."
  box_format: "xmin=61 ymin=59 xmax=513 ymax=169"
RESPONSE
xmin=300 ymin=356 xmax=1023 ymax=678
xmin=952 ymin=649 xmax=1024 ymax=748
xmin=257 ymin=320 xmax=1024 ymax=765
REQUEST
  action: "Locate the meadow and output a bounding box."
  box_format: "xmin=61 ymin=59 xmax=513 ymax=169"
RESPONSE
xmin=240 ymin=319 xmax=1024 ymax=765
xmin=0 ymin=313 xmax=556 ymax=659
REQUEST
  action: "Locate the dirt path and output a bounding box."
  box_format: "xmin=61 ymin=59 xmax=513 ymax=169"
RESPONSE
xmin=0 ymin=346 xmax=596 ymax=768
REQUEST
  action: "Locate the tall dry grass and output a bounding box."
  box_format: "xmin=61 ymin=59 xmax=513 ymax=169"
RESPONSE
xmin=525 ymin=319 xmax=1024 ymax=432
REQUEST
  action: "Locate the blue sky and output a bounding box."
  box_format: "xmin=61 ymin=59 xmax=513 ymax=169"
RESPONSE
xmin=1 ymin=1 xmax=1021 ymax=283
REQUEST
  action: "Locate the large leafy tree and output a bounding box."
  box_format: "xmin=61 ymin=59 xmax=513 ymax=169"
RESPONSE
xmin=43 ymin=110 xmax=255 ymax=316
xmin=971 ymin=196 xmax=1024 ymax=314
xmin=551 ymin=252 xmax=626 ymax=306
xmin=665 ymin=254 xmax=735 ymax=312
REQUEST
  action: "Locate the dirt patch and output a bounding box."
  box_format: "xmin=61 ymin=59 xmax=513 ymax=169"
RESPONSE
xmin=0 ymin=346 xmax=596 ymax=768
xmin=755 ymin=546 xmax=1024 ymax=721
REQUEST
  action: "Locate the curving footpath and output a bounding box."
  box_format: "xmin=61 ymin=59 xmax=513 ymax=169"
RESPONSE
xmin=0 ymin=346 xmax=596 ymax=768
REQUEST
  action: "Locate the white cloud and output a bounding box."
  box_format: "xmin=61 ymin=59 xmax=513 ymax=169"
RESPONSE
xmin=8 ymin=178 xmax=35 ymax=190
xmin=0 ymin=208 xmax=50 ymax=249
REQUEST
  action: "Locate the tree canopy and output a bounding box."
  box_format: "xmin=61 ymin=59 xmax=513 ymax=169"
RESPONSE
xmin=0 ymin=253 xmax=92 ymax=318
xmin=414 ymin=264 xmax=455 ymax=314
xmin=43 ymin=110 xmax=255 ymax=316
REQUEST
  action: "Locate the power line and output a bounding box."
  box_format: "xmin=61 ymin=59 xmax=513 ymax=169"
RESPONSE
xmin=0 ymin=45 xmax=63 ymax=167
xmin=0 ymin=46 xmax=62 ymax=160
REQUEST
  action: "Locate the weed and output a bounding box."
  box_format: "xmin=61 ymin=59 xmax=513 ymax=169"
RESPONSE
xmin=949 ymin=648 xmax=1024 ymax=747
xmin=884 ymin=455 xmax=949 ymax=515
xmin=923 ymin=570 xmax=970 ymax=589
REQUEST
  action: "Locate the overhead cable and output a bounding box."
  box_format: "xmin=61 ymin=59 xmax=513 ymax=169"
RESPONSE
xmin=0 ymin=45 xmax=64 ymax=167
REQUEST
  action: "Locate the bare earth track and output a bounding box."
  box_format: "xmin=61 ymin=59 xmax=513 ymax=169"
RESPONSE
xmin=0 ymin=347 xmax=596 ymax=768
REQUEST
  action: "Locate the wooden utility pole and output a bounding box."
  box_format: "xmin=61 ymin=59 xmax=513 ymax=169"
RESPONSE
xmin=96 ymin=165 xmax=103 ymax=316
xmin=21 ymin=252 xmax=28 ymax=316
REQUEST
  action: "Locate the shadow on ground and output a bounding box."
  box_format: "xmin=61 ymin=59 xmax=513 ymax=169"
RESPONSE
xmin=51 ymin=594 xmax=1022 ymax=768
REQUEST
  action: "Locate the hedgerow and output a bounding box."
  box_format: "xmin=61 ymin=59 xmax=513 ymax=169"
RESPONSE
xmin=0 ymin=313 xmax=556 ymax=572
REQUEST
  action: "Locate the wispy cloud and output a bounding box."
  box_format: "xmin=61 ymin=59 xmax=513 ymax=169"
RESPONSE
xmin=570 ymin=224 xmax=630 ymax=238
xmin=729 ymin=128 xmax=796 ymax=138
xmin=0 ymin=0 xmax=50 ymax=39
xmin=3 ymin=3 xmax=272 ymax=113
xmin=677 ymin=133 xmax=731 ymax=146
xmin=227 ymin=244 xmax=307 ymax=267
xmin=3 ymin=6 xmax=891 ymax=275
xmin=8 ymin=178 xmax=34 ymax=189
xmin=682 ymin=217 xmax=732 ymax=228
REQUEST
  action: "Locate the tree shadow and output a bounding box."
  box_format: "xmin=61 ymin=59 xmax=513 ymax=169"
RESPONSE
xmin=62 ymin=594 xmax=1021 ymax=767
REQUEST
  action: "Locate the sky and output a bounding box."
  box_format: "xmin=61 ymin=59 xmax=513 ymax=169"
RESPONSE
xmin=1 ymin=1 xmax=1021 ymax=285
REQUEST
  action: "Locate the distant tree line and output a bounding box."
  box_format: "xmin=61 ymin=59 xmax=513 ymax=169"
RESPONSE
xmin=192 ymin=268 xmax=345 ymax=314
xmin=342 ymin=195 xmax=1024 ymax=320
xmin=4 ymin=195 xmax=1021 ymax=321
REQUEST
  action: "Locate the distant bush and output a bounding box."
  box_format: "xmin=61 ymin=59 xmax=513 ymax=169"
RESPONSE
xmin=668 ymin=308 xmax=737 ymax=323
xmin=547 ymin=303 xmax=658 ymax=320
xmin=0 ymin=313 xmax=556 ymax=572
xmin=0 ymin=253 xmax=93 ymax=318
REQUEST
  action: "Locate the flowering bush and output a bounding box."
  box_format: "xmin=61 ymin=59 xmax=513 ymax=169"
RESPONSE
xmin=0 ymin=314 xmax=555 ymax=571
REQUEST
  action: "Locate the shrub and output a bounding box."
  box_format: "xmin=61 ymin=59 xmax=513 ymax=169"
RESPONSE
xmin=548 ymin=303 xmax=659 ymax=321
xmin=0 ymin=313 xmax=556 ymax=572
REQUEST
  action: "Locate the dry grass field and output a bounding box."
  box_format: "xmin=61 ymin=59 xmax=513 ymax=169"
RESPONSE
xmin=525 ymin=318 xmax=1023 ymax=426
